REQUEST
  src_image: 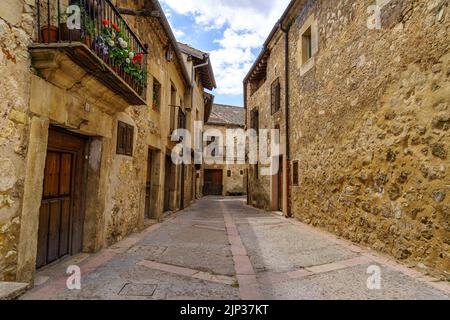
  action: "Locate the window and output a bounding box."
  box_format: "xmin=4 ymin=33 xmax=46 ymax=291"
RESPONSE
xmin=302 ymin=26 xmax=312 ymax=64
xmin=240 ymin=170 xmax=244 ymax=176
xmin=227 ymin=170 xmax=232 ymax=177
xmin=117 ymin=121 xmax=134 ymax=156
xmin=271 ymin=78 xmax=281 ymax=114
xmin=299 ymin=16 xmax=318 ymax=75
xmin=152 ymin=78 xmax=161 ymax=111
xmin=250 ymin=109 xmax=259 ymax=133
xmin=170 ymin=85 xmax=177 ymax=132
xmin=292 ymin=161 xmax=299 ymax=186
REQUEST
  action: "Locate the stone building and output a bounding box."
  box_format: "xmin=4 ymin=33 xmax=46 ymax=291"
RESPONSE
xmin=244 ymin=0 xmax=449 ymax=279
xmin=178 ymin=42 xmax=216 ymax=204
xmin=202 ymin=104 xmax=247 ymax=197
xmin=0 ymin=0 xmax=213 ymax=283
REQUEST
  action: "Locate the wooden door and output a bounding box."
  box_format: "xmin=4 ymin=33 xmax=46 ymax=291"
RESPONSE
xmin=164 ymin=155 xmax=171 ymax=212
xmin=144 ymin=150 xmax=152 ymax=219
xmin=36 ymin=128 xmax=87 ymax=269
xmin=203 ymin=170 xmax=223 ymax=195
xmin=278 ymin=155 xmax=283 ymax=211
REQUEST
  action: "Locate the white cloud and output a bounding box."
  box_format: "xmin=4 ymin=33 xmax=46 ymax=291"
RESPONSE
xmin=161 ymin=0 xmax=291 ymax=96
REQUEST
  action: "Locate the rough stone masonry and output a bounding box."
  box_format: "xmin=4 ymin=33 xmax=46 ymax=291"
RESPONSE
xmin=288 ymin=0 xmax=449 ymax=279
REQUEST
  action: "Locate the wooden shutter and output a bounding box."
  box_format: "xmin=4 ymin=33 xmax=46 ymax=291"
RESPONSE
xmin=117 ymin=121 xmax=126 ymax=155
xmin=271 ymin=78 xmax=280 ymax=114
xmin=275 ymin=79 xmax=281 ymax=112
xmin=271 ymin=81 xmax=275 ymax=114
xmin=117 ymin=121 xmax=134 ymax=156
xmin=293 ymin=161 xmax=299 ymax=186
xmin=125 ymin=124 xmax=134 ymax=156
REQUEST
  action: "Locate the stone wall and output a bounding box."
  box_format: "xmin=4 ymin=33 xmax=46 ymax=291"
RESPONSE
xmin=288 ymin=0 xmax=449 ymax=279
xmin=0 ymin=0 xmax=34 ymax=281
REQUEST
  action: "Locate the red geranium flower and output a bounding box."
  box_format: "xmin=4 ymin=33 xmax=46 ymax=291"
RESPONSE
xmin=102 ymin=19 xmax=109 ymax=26
xmin=112 ymin=23 xmax=120 ymax=31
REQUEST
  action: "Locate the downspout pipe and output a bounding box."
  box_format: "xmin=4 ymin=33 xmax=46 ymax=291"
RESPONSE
xmin=190 ymin=55 xmax=211 ymax=201
xmin=281 ymin=23 xmax=291 ymax=218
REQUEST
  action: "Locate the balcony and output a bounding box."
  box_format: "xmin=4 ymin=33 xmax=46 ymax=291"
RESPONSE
xmin=30 ymin=0 xmax=148 ymax=107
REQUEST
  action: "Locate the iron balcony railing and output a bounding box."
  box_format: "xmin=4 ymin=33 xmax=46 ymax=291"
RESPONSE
xmin=36 ymin=0 xmax=148 ymax=100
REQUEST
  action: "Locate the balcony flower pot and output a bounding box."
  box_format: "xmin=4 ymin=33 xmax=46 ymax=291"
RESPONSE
xmin=41 ymin=26 xmax=59 ymax=43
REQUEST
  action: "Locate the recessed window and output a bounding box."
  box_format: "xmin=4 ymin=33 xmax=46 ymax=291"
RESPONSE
xmin=271 ymin=78 xmax=281 ymax=114
xmin=302 ymin=26 xmax=312 ymax=64
xmin=240 ymin=170 xmax=244 ymax=176
xmin=250 ymin=109 xmax=259 ymax=133
xmin=152 ymin=78 xmax=161 ymax=111
xmin=227 ymin=170 xmax=232 ymax=177
xmin=170 ymin=85 xmax=177 ymax=132
xmin=292 ymin=161 xmax=299 ymax=186
xmin=117 ymin=121 xmax=134 ymax=156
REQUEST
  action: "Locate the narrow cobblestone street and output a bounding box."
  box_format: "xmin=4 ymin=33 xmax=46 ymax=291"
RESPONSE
xmin=21 ymin=197 xmax=449 ymax=300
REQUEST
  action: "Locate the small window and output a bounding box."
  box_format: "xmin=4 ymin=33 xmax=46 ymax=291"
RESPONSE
xmin=117 ymin=121 xmax=134 ymax=156
xmin=227 ymin=170 xmax=232 ymax=177
xmin=152 ymin=78 xmax=161 ymax=111
xmin=240 ymin=170 xmax=244 ymax=176
xmin=292 ymin=161 xmax=299 ymax=186
xmin=250 ymin=109 xmax=259 ymax=133
xmin=302 ymin=26 xmax=312 ymax=64
xmin=271 ymin=78 xmax=281 ymax=114
xmin=170 ymin=85 xmax=177 ymax=132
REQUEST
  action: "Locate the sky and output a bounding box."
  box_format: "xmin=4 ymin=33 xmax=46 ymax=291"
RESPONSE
xmin=160 ymin=0 xmax=292 ymax=107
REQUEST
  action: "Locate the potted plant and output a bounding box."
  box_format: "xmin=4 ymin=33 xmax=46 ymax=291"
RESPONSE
xmin=40 ymin=10 xmax=59 ymax=43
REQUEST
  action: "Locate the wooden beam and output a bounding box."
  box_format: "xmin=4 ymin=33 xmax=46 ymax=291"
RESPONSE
xmin=118 ymin=8 xmax=161 ymax=17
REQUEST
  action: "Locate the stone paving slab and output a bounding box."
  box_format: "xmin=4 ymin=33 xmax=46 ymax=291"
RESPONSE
xmin=19 ymin=196 xmax=450 ymax=300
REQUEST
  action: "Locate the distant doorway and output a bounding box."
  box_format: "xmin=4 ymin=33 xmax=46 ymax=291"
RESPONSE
xmin=203 ymin=169 xmax=223 ymax=196
xmin=164 ymin=155 xmax=172 ymax=212
xmin=272 ymin=155 xmax=283 ymax=212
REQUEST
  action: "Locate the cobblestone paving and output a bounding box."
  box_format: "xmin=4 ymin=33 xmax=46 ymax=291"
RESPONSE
xmin=21 ymin=197 xmax=449 ymax=300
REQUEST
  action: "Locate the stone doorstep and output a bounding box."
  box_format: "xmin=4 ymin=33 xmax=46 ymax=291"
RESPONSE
xmin=0 ymin=282 xmax=30 ymax=300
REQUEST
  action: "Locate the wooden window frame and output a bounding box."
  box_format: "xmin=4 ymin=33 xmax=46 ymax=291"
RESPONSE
xmin=271 ymin=78 xmax=281 ymax=114
xmin=302 ymin=26 xmax=313 ymax=64
xmin=152 ymin=78 xmax=161 ymax=111
xmin=250 ymin=108 xmax=259 ymax=133
xmin=117 ymin=121 xmax=134 ymax=156
xmin=292 ymin=161 xmax=299 ymax=186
